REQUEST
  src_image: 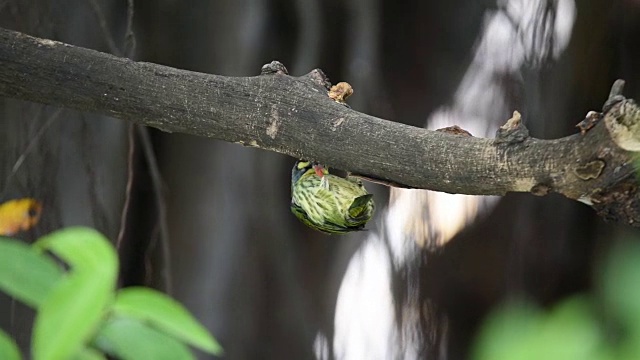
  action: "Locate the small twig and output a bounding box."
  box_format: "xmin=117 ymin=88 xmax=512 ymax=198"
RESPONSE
xmin=88 ymin=0 xmax=123 ymax=56
xmin=3 ymin=108 xmax=62 ymax=198
xmin=116 ymin=124 xmax=135 ymax=250
xmin=609 ymin=79 xmax=626 ymax=99
xmin=10 ymin=108 xmax=61 ymax=174
xmin=136 ymin=126 xmax=172 ymax=294
xmin=124 ymin=0 xmax=136 ymax=58
xmin=603 ymin=79 xmax=627 ymax=113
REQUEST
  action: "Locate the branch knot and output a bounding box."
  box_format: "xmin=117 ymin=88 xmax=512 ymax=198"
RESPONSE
xmin=494 ymin=111 xmax=529 ymax=144
xmin=261 ymin=61 xmax=289 ymax=75
xmin=328 ymin=82 xmax=353 ymax=106
xmin=574 ymin=160 xmax=606 ymax=180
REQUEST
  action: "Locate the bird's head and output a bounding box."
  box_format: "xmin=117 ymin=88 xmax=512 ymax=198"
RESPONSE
xmin=291 ymin=160 xmax=327 ymax=185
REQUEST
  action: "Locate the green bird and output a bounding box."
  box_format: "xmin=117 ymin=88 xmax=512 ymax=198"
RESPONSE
xmin=290 ymin=160 xmax=375 ymax=234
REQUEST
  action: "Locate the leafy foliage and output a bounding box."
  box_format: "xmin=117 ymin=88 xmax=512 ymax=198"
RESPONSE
xmin=113 ymin=287 xmax=222 ymax=354
xmin=32 ymin=228 xmax=118 ymax=360
xmin=0 ymin=329 xmax=20 ymax=360
xmin=473 ymin=240 xmax=640 ymax=360
xmin=0 ymin=227 xmax=222 ymax=360
xmin=95 ymin=317 xmax=196 ymax=360
xmin=0 ymin=239 xmax=63 ymax=308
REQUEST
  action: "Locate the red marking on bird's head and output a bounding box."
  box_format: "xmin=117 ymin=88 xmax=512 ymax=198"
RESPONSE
xmin=313 ymin=164 xmax=325 ymax=178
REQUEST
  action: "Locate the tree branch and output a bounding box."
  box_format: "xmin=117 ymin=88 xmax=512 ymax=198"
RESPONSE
xmin=1 ymin=27 xmax=640 ymax=225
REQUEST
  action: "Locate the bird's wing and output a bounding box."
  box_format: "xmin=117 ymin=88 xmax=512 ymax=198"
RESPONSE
xmin=291 ymin=201 xmax=308 ymax=220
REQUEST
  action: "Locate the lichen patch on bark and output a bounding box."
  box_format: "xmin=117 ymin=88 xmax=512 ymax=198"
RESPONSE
xmin=266 ymin=105 xmax=280 ymax=139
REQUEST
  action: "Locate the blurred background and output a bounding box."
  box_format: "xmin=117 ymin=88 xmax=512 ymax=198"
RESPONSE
xmin=1 ymin=0 xmax=640 ymax=359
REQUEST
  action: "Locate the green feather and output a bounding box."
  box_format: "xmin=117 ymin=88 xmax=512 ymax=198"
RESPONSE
xmin=290 ymin=160 xmax=375 ymax=234
xmin=348 ymin=194 xmax=374 ymax=220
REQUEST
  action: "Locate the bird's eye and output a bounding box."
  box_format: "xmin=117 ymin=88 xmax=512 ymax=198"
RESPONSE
xmin=28 ymin=205 xmax=39 ymax=217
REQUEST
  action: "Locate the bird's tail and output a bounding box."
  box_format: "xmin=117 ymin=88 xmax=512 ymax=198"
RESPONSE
xmin=348 ymin=194 xmax=373 ymax=222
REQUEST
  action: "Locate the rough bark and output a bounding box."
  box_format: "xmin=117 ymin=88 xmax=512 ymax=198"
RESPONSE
xmin=1 ymin=27 xmax=640 ymax=225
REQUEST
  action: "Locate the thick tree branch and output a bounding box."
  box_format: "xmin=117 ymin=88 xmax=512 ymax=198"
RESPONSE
xmin=1 ymin=27 xmax=640 ymax=225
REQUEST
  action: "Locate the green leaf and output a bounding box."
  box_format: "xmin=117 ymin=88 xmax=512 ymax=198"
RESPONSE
xmin=33 ymin=273 xmax=114 ymax=360
xmin=0 ymin=328 xmax=21 ymax=360
xmin=473 ymin=298 xmax=610 ymax=360
xmin=72 ymin=347 xmax=107 ymax=360
xmin=113 ymin=287 xmax=222 ymax=355
xmin=602 ymin=240 xmax=640 ymax=330
xmin=472 ymin=301 xmax=543 ymax=360
xmin=33 ymin=227 xmax=118 ymax=277
xmin=94 ymin=317 xmax=195 ymax=360
xmin=32 ymin=227 xmax=118 ymax=360
xmin=535 ymin=296 xmax=605 ymax=360
xmin=0 ymin=237 xmax=63 ymax=308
